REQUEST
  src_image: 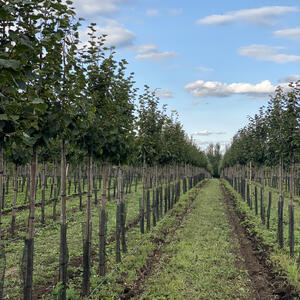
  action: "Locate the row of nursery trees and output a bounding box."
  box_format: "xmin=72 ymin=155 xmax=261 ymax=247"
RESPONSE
xmin=0 ymin=0 xmax=209 ymax=298
xmin=221 ymin=82 xmax=300 ymax=258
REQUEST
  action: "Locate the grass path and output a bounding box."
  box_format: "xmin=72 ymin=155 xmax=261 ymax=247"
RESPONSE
xmin=140 ymin=179 xmax=254 ymax=299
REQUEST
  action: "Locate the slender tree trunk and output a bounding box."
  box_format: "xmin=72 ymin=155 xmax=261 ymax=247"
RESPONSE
xmin=249 ymin=161 xmax=252 ymax=209
xmin=93 ymin=164 xmax=98 ymax=205
xmin=99 ymin=163 xmax=108 ymax=276
xmin=260 ymin=169 xmax=265 ymax=224
xmin=82 ymin=153 xmax=92 ymax=295
xmin=0 ymin=145 xmax=3 ymax=241
xmin=116 ymin=164 xmax=122 ymax=263
xmin=140 ymin=154 xmax=146 ymax=234
xmin=146 ymin=171 xmax=151 ymax=232
xmin=59 ymin=140 xmax=68 ymax=300
xmin=78 ymin=164 xmax=82 ymax=211
xmin=289 ymin=155 xmax=295 ymax=257
xmin=11 ymin=164 xmax=18 ymax=236
xmin=24 ymin=145 xmax=38 ymax=300
xmin=267 ymin=191 xmax=272 ymax=229
xmin=278 ymin=156 xmax=284 ymax=248
xmin=107 ymin=167 xmax=111 ymax=201
xmin=0 ymin=144 xmax=5 ymax=299
xmin=120 ymin=166 xmax=127 ymax=253
xmin=53 ymin=162 xmax=58 ymax=220
xmin=41 ymin=161 xmax=46 ymax=225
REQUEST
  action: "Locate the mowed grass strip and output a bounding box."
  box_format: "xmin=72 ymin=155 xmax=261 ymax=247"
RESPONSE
xmin=141 ymin=179 xmax=252 ymax=300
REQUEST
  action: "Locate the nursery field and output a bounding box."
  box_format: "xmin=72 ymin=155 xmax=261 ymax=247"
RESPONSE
xmin=2 ymin=164 xmax=300 ymax=299
xmin=3 ymin=1 xmax=300 ymax=299
xmin=0 ymin=166 xmax=208 ymax=299
xmin=1 ymin=174 xmax=142 ymax=298
xmin=3 ymin=176 xmax=299 ymax=299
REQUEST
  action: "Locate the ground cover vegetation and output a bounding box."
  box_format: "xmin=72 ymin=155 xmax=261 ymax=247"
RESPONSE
xmin=0 ymin=1 xmax=210 ymax=298
xmin=221 ymin=82 xmax=300 ymax=292
xmin=140 ymin=179 xmax=253 ymax=300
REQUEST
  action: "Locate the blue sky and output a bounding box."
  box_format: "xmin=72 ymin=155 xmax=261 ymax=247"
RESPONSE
xmin=72 ymin=0 xmax=300 ymax=151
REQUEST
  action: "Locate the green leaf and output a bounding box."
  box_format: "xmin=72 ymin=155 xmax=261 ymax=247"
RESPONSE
xmin=0 ymin=114 xmax=8 ymax=121
xmin=0 ymin=59 xmax=21 ymax=70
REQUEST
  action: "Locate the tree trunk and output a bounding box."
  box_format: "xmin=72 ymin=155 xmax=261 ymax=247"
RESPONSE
xmin=0 ymin=144 xmax=5 ymax=299
xmin=289 ymin=155 xmax=295 ymax=257
xmin=278 ymin=156 xmax=284 ymax=248
xmin=140 ymin=154 xmax=145 ymax=234
xmin=41 ymin=161 xmax=46 ymax=225
xmin=59 ymin=139 xmax=68 ymax=300
xmin=0 ymin=144 xmax=3 ymax=240
xmin=82 ymin=153 xmax=92 ymax=295
xmin=116 ymin=164 xmax=122 ymax=263
xmin=146 ymin=172 xmax=151 ymax=232
xmin=93 ymin=164 xmax=98 ymax=205
xmin=11 ymin=164 xmax=18 ymax=236
xmin=99 ymin=163 xmax=108 ymax=276
xmin=78 ymin=164 xmax=82 ymax=211
xmin=24 ymin=145 xmax=37 ymax=300
xmin=260 ymin=169 xmax=265 ymax=225
xmin=53 ymin=162 xmax=58 ymax=220
xmin=267 ymin=191 xmax=272 ymax=229
xmin=249 ymin=161 xmax=252 ymax=209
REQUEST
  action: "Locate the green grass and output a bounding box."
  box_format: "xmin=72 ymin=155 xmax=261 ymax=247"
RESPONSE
xmin=2 ymin=180 xmax=141 ymax=299
xmin=2 ymin=176 xmax=189 ymax=299
xmin=222 ymin=178 xmax=300 ymax=294
xmin=140 ymin=179 xmax=252 ymax=300
xmin=245 ymin=179 xmax=300 ymax=256
xmin=85 ymin=180 xmax=202 ymax=299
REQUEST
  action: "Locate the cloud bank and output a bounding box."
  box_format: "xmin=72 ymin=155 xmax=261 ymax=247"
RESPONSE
xmin=279 ymin=74 xmax=300 ymax=83
xmin=273 ymin=27 xmax=300 ymax=40
xmin=155 ymin=89 xmax=174 ymax=98
xmin=79 ymin=20 xmax=136 ymax=48
xmin=134 ymin=43 xmax=178 ymax=62
xmin=185 ymin=79 xmax=275 ymax=98
xmin=193 ymin=130 xmax=226 ymax=136
xmin=72 ymin=0 xmax=130 ymax=16
xmin=238 ymin=44 xmax=300 ymax=63
xmin=197 ymin=6 xmax=298 ymax=26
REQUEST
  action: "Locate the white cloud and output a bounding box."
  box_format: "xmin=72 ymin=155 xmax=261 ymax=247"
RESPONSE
xmin=193 ymin=130 xmax=226 ymax=136
xmin=279 ymin=74 xmax=300 ymax=83
xmin=126 ymin=41 xmax=178 ymax=63
xmin=168 ymin=8 xmax=183 ymax=16
xmin=185 ymin=79 xmax=275 ymax=98
xmin=79 ymin=20 xmax=136 ymax=48
xmin=238 ymin=44 xmax=300 ymax=63
xmin=135 ymin=51 xmax=178 ymax=61
xmin=146 ymin=9 xmax=159 ymax=17
xmin=133 ymin=43 xmax=157 ymax=53
xmin=72 ymin=0 xmax=128 ymax=16
xmin=196 ymin=66 xmax=214 ymax=72
xmin=274 ymin=27 xmax=300 ymax=40
xmin=197 ymin=6 xmax=298 ymax=26
xmin=155 ymin=89 xmax=174 ymax=98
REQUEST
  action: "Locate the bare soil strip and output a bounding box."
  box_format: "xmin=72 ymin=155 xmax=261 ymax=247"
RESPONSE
xmin=220 ymin=181 xmax=299 ymax=300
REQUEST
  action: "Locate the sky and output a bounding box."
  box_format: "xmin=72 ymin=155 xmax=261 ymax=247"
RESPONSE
xmin=71 ymin=0 xmax=300 ymax=152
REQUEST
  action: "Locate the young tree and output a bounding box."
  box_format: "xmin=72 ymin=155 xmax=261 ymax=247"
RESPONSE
xmin=137 ymin=86 xmax=165 ymax=233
